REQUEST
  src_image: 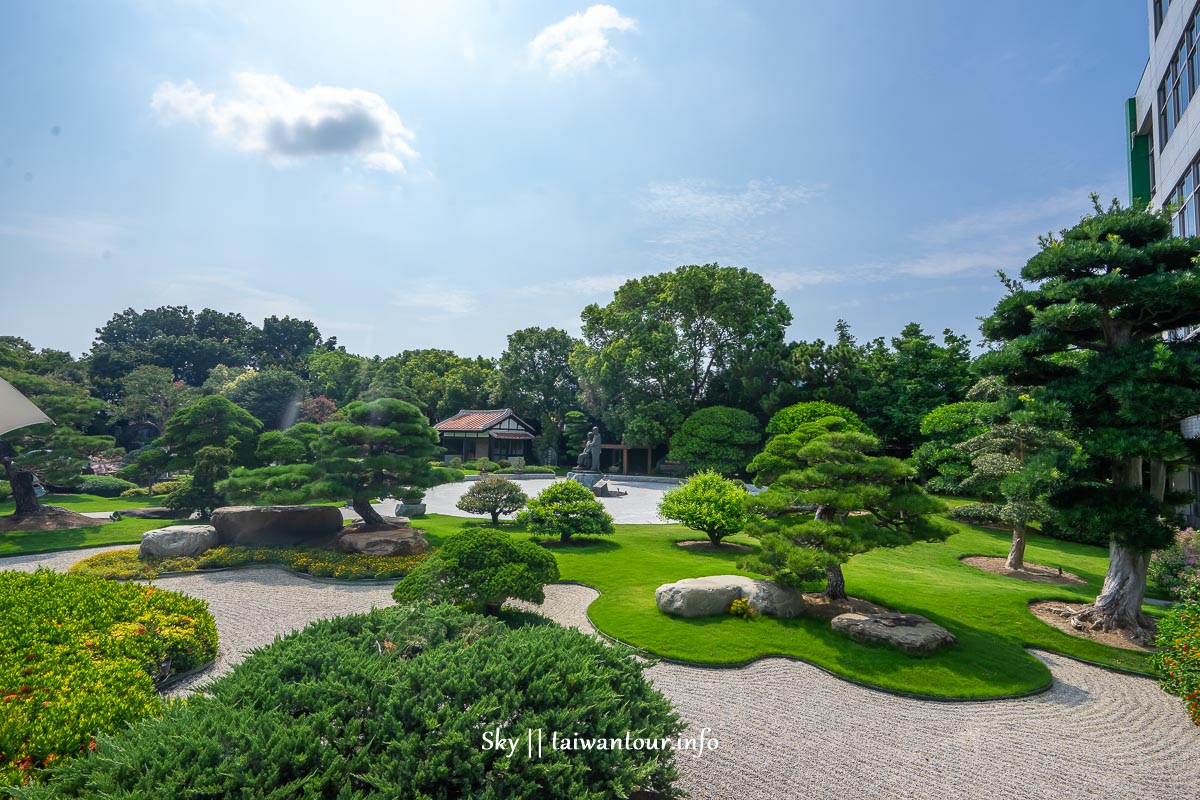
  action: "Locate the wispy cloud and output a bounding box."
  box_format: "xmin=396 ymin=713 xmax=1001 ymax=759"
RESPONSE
xmin=151 ymin=73 xmax=418 ymax=173
xmin=157 ymin=271 xmax=312 ymax=321
xmin=392 ymin=283 xmax=478 ymax=317
xmin=519 ymin=273 xmax=632 ymax=297
xmin=529 ymin=5 xmax=636 ymax=76
xmin=761 ymin=269 xmax=848 ymax=290
xmin=0 ymin=215 xmax=126 ymax=259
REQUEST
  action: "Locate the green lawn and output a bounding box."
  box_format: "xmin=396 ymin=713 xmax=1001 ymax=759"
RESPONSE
xmin=415 ymin=513 xmax=1159 ymax=699
xmin=0 ymin=517 xmax=187 ymax=558
xmin=0 ymin=493 xmax=163 ymax=515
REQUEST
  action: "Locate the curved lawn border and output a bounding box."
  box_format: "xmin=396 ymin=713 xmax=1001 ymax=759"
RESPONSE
xmin=151 ymin=562 xmax=404 ymax=586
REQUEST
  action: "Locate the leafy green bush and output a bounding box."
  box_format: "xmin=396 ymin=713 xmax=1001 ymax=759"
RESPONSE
xmin=1152 ymin=598 xmax=1200 ymax=726
xmin=497 ymin=465 xmax=556 ymax=474
xmin=1149 ymin=528 xmax=1200 ymax=601
xmin=729 ymin=597 xmax=756 ymax=619
xmin=66 ymin=475 xmax=138 ymax=498
xmin=70 ymin=545 xmax=432 ymax=582
xmin=393 ymin=528 xmax=558 ymax=614
xmin=518 ymin=480 xmax=615 ymax=543
xmin=455 ymin=475 xmax=528 ymax=526
xmin=13 ymin=604 xmax=682 ymax=799
xmin=765 ymin=400 xmax=868 ymax=438
xmin=0 ymin=569 xmax=217 ymax=786
xmin=667 ymin=406 xmax=762 ymax=475
xmin=118 ymin=487 xmax=149 ymax=498
xmin=0 ymin=480 xmax=9 ymax=501
xmin=150 ymin=480 xmax=188 ymax=496
xmin=658 ymin=470 xmax=753 ymax=546
xmin=947 ymin=503 xmax=1005 ymax=526
xmin=468 ymin=458 xmax=501 ymax=473
xmin=431 ymin=466 xmax=466 ymax=483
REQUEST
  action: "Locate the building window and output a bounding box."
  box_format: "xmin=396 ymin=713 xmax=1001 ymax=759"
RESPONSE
xmin=1157 ymin=0 xmax=1168 ymax=35
xmin=1156 ymin=3 xmax=1200 ymax=151
xmin=1170 ymin=154 xmax=1200 ymax=235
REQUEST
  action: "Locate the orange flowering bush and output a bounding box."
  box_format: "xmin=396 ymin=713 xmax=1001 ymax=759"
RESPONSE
xmin=1152 ymin=598 xmax=1200 ymax=726
xmin=0 ymin=570 xmax=217 ymax=786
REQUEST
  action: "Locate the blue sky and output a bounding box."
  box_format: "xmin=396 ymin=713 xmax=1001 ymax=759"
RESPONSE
xmin=1 ymin=1 xmax=1148 ymax=359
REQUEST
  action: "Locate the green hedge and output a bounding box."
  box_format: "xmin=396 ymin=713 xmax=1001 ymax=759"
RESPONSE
xmin=0 ymin=569 xmax=218 ymax=786
xmin=0 ymin=480 xmax=9 ymax=501
xmin=66 ymin=476 xmax=138 ymax=498
xmin=496 ymin=465 xmax=556 ymax=474
xmin=13 ymin=604 xmax=683 ymax=799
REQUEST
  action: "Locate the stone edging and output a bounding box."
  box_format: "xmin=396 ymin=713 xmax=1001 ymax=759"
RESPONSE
xmin=156 ymin=657 xmax=217 ymax=691
xmin=562 ymin=579 xmax=1163 ymax=702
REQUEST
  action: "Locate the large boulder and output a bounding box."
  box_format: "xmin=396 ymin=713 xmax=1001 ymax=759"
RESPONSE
xmin=830 ymin=612 xmax=956 ymax=654
xmin=336 ymin=527 xmax=430 ymax=557
xmin=655 ymin=575 xmax=806 ymax=619
xmin=139 ymin=524 xmax=218 ymax=559
xmin=210 ymin=505 xmax=343 ymax=547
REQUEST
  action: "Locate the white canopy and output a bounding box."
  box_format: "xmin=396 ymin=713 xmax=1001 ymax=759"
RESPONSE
xmin=0 ymin=377 xmax=53 ymax=437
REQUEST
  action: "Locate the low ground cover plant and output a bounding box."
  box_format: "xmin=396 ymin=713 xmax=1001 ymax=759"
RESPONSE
xmin=0 ymin=569 xmax=217 ymax=786
xmin=1152 ymin=592 xmax=1200 ymax=726
xmin=69 ymin=545 xmax=432 ymax=581
xmin=1150 ymin=528 xmax=1200 ymax=601
xmin=12 ymin=604 xmax=683 ymax=799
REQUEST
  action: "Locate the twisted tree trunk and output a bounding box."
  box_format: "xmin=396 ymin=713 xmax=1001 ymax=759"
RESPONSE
xmin=1 ymin=441 xmax=41 ymax=517
xmin=352 ymin=496 xmax=385 ymax=527
xmin=1005 ymin=522 xmax=1027 ymax=571
xmin=824 ymin=563 xmax=848 ymax=601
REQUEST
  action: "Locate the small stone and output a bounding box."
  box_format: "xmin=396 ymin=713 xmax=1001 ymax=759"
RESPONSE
xmin=139 ymin=525 xmax=218 ymax=559
xmin=830 ymin=612 xmax=956 ymax=654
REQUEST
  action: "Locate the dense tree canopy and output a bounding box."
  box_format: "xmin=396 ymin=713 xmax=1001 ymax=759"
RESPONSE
xmin=977 ymin=198 xmax=1200 ymax=642
xmin=491 ymin=326 xmax=580 ymax=423
xmin=572 ymin=264 xmax=792 ymax=446
xmin=667 ymin=406 xmax=762 ymax=476
xmin=225 ymin=369 xmax=307 ymax=430
xmin=113 ymin=365 xmax=194 ymax=432
xmin=157 ymin=395 xmax=263 ymax=468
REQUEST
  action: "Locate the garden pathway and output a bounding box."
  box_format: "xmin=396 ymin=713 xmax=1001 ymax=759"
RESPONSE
xmin=6 ymin=548 xmax=1199 ymax=799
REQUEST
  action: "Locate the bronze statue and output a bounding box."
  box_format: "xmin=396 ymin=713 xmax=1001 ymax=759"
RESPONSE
xmin=575 ymin=426 xmax=603 ymax=471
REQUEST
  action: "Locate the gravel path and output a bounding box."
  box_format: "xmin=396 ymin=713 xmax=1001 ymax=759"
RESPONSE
xmin=7 ymin=549 xmax=1200 ymax=799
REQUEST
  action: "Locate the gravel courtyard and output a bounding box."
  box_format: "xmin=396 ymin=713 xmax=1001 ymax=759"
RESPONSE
xmin=6 ymin=545 xmax=1199 ymax=799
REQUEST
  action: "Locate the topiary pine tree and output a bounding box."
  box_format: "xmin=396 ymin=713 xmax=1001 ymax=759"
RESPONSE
xmin=765 ymin=400 xmax=868 ymax=439
xmin=157 ymin=394 xmax=262 ymax=469
xmin=741 ymin=427 xmax=951 ymax=600
xmin=977 ymin=197 xmax=1200 ymax=643
xmin=657 ymin=469 xmax=753 ymax=546
xmin=456 ymin=475 xmax=528 ymax=526
xmin=221 ymin=398 xmax=442 ymax=527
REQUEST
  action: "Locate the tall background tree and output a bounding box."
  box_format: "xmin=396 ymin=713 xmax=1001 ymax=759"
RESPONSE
xmin=491 ymin=326 xmax=580 ymax=423
xmin=225 ymin=369 xmax=307 ymax=430
xmin=571 ymin=264 xmax=792 ymax=447
xmin=978 ymin=198 xmax=1200 ymax=643
xmin=113 ymin=365 xmax=194 ymax=432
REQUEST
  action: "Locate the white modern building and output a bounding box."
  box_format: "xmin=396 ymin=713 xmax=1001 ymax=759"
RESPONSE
xmin=1127 ymin=0 xmax=1200 ymax=526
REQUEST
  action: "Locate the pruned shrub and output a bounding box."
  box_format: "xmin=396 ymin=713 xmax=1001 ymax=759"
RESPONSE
xmin=0 ymin=569 xmax=217 ymax=786
xmin=497 ymin=465 xmax=556 ymax=474
xmin=1152 ymin=597 xmax=1200 ymax=726
xmin=392 ymin=528 xmax=558 ymax=614
xmin=518 ymin=480 xmax=615 ymax=543
xmin=947 ymin=503 xmax=1005 ymax=526
xmin=67 ymin=475 xmax=138 ymax=498
xmin=13 ymin=604 xmax=682 ymax=799
xmin=658 ymin=470 xmax=753 ymax=546
xmin=667 ymin=406 xmax=761 ymax=476
xmin=119 ymin=487 xmax=149 ymax=498
xmin=0 ymin=480 xmax=10 ymax=501
xmin=766 ymin=401 xmax=868 ymax=438
xmin=1149 ymin=528 xmax=1200 ymax=601
xmin=150 ymin=479 xmax=189 ymax=496
xmin=456 ymin=475 xmax=528 ymax=526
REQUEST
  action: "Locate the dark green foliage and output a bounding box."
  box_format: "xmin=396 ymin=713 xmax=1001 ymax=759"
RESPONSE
xmin=115 ymin=447 xmax=168 ymax=488
xmin=765 ymin=400 xmax=867 ymax=438
xmin=225 ymin=369 xmax=307 ymax=429
xmin=164 ymin=446 xmax=233 ymax=516
xmin=67 ymin=475 xmax=138 ymax=497
xmin=254 ymin=422 xmax=321 ymax=465
xmin=365 ymin=349 xmax=496 ymax=422
xmin=393 ymin=529 xmax=558 ymax=613
xmin=742 ymin=428 xmax=951 ymax=595
xmin=912 ymin=401 xmax=987 ymax=494
xmin=784 ymin=320 xmax=868 ymax=411
xmin=112 ymin=365 xmax=193 ymax=432
xmin=667 ymin=406 xmax=761 ymax=476
xmin=561 ymin=411 xmax=592 ymax=459
xmin=518 ymin=480 xmax=615 ymax=543
xmin=14 ymin=604 xmax=681 ymax=799
xmin=306 ymin=349 xmax=372 ymax=406
xmin=221 ymin=398 xmax=441 ymax=525
xmin=455 ymin=475 xmax=528 ymax=526
xmin=532 ymin=412 xmax=562 ymax=466
xmin=947 ymin=503 xmax=1005 ymax=526
xmin=571 ymin=264 xmax=792 ymax=446
xmin=157 ymin=395 xmax=262 ymax=467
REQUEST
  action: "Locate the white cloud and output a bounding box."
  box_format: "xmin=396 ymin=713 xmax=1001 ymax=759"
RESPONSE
xmin=761 ymin=269 xmax=847 ymax=290
xmin=641 ymin=179 xmax=820 ymax=225
xmin=151 ymin=73 xmax=418 ymax=173
xmin=520 ymin=273 xmax=632 ymax=297
xmin=529 ymin=5 xmax=636 ymax=76
xmin=392 ymin=284 xmax=478 ymax=317
xmin=0 ymin=215 xmax=126 ymax=259
xmin=157 ymin=271 xmax=312 ymax=321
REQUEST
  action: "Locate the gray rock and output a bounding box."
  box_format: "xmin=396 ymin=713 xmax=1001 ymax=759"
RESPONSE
xmin=139 ymin=524 xmax=218 ymax=559
xmin=567 ymin=471 xmax=604 ymax=490
xmin=210 ymin=505 xmax=343 ymax=547
xmin=830 ymin=612 xmax=957 ymax=654
xmin=655 ymin=575 xmax=806 ymax=619
xmin=336 ymin=527 xmax=430 ymax=557
xmin=111 ymin=507 xmax=181 ymax=520
xmin=394 ymin=503 xmax=426 ymax=517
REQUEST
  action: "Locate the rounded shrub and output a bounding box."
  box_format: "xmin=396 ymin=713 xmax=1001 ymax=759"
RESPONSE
xmin=393 ymin=528 xmax=558 ymax=614
xmin=0 ymin=480 xmax=10 ymax=501
xmin=667 ymin=406 xmax=761 ymax=476
xmin=0 ymin=569 xmax=217 ymax=786
xmin=15 ymin=604 xmax=683 ymax=799
xmin=150 ymin=479 xmax=189 ymax=496
xmin=456 ymin=475 xmax=528 ymax=526
xmin=518 ymin=480 xmax=615 ymax=543
xmin=765 ymin=401 xmax=868 ymax=438
xmin=118 ymin=487 xmax=149 ymax=498
xmin=658 ymin=470 xmax=753 ymax=546
xmin=67 ymin=475 xmax=138 ymax=498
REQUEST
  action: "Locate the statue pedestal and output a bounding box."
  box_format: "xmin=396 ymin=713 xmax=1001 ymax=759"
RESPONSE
xmin=566 ymin=471 xmax=604 ymax=490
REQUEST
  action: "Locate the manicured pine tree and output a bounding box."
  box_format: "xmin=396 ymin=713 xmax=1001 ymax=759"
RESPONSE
xmin=456 ymin=475 xmax=528 ymax=526
xmin=221 ymin=398 xmax=441 ymax=527
xmin=977 ymin=197 xmax=1200 ymax=643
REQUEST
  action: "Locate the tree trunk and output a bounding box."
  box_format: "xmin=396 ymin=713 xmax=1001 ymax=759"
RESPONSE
xmin=560 ymin=530 xmax=571 ymax=544
xmin=352 ymin=496 xmax=385 ymax=527
xmin=1005 ymin=522 xmax=1027 ymax=571
xmin=490 ymin=510 xmax=501 ymax=527
xmin=708 ymin=530 xmax=723 ymax=546
xmin=4 ymin=462 xmax=41 ymax=516
xmin=1070 ymin=456 xmax=1156 ymax=644
xmin=1149 ymin=459 xmax=1167 ymax=503
xmin=1070 ymin=542 xmax=1156 ymax=644
xmin=824 ymin=563 xmax=848 ymax=600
